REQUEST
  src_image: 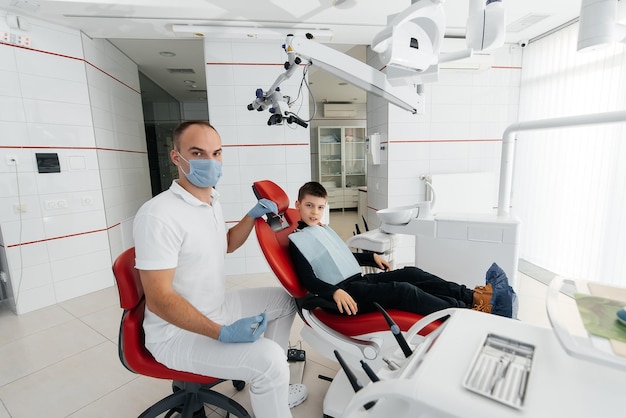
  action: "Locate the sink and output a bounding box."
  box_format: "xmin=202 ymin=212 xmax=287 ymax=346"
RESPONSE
xmin=376 ymin=205 xmax=419 ymax=225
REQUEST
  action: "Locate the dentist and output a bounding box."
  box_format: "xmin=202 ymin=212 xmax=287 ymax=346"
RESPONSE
xmin=133 ymin=120 xmax=306 ymax=417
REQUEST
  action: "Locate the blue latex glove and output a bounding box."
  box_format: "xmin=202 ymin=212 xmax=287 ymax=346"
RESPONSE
xmin=248 ymin=198 xmax=278 ymax=219
xmin=218 ymin=312 xmax=267 ymax=343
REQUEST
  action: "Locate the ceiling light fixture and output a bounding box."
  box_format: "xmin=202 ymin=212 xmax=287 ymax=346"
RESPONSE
xmin=172 ymin=25 xmax=333 ymax=42
xmin=159 ymin=51 xmax=176 ymax=57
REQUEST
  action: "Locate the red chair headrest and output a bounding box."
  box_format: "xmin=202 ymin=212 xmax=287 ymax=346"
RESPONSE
xmin=112 ymin=247 xmax=144 ymax=310
xmin=252 ymin=180 xmax=290 ymax=214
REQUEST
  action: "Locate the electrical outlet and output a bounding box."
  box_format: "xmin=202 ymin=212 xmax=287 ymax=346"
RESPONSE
xmin=18 ymin=35 xmax=30 ymax=47
xmin=45 ymin=199 xmax=67 ymax=210
xmin=6 ymin=155 xmax=18 ymax=166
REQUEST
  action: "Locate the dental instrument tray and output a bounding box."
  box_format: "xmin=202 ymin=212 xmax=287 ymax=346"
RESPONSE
xmin=463 ymin=333 xmax=535 ymax=410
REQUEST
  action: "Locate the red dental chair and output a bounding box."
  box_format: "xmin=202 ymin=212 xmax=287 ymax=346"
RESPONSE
xmin=112 ymin=247 xmax=249 ymax=418
xmin=251 ymin=180 xmax=441 ymax=365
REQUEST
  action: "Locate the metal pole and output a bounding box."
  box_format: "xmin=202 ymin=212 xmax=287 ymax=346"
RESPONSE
xmin=497 ymin=110 xmax=626 ymax=217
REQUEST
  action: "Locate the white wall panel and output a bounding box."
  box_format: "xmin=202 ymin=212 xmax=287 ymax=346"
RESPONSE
xmin=0 ymin=15 xmax=148 ymax=313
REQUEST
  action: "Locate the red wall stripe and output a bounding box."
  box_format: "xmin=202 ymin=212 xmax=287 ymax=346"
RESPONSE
xmin=0 ymin=42 xmax=141 ymax=94
xmin=3 ymin=223 xmax=121 ymax=249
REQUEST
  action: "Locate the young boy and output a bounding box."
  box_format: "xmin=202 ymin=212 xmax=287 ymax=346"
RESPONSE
xmin=288 ymin=181 xmax=516 ymax=318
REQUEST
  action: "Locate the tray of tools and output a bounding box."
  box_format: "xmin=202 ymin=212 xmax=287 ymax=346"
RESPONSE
xmin=463 ymin=333 xmax=535 ymax=409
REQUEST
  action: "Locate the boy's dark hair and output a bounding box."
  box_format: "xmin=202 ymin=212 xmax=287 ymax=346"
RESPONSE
xmin=173 ymin=120 xmax=217 ymax=150
xmin=297 ymin=181 xmax=328 ymax=201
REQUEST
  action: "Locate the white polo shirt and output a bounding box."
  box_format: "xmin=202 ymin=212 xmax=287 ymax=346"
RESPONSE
xmin=133 ymin=180 xmax=228 ymax=343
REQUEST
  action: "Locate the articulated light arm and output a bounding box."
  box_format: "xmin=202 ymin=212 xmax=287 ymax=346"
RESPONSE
xmin=247 ymin=34 xmax=423 ymax=127
xmin=248 ymin=0 xmax=506 ymax=128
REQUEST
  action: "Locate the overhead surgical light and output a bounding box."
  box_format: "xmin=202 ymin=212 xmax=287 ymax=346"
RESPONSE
xmin=577 ymin=0 xmax=626 ymax=51
xmin=466 ymin=0 xmax=506 ymax=51
xmin=371 ymin=0 xmax=446 ymax=86
xmin=171 ymin=25 xmax=333 ymax=41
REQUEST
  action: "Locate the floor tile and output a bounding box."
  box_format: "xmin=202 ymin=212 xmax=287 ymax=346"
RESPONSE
xmin=80 ymin=304 xmax=123 ymax=344
xmin=0 ymin=318 xmax=106 ymax=387
xmin=0 ymin=303 xmax=75 ymax=346
xmin=66 ymin=375 xmax=172 ymax=418
xmin=58 ymin=286 xmax=119 ymax=318
xmin=0 ymin=342 xmax=135 ymax=418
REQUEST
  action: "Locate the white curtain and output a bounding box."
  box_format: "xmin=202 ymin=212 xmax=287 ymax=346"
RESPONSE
xmin=513 ymin=23 xmax=626 ymax=286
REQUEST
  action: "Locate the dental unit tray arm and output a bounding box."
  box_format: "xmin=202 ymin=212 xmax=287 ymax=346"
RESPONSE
xmin=338 ymin=308 xmax=456 ymax=418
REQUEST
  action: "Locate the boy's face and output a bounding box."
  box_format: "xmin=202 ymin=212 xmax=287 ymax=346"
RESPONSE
xmin=295 ymin=194 xmax=327 ymax=227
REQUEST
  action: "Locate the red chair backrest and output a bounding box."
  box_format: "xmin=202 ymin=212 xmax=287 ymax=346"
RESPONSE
xmin=253 ymin=180 xmax=309 ymax=298
xmin=112 ymin=247 xmax=213 ymax=383
xmin=255 ymin=208 xmax=308 ymax=298
xmin=113 ymin=247 xmax=144 ymax=310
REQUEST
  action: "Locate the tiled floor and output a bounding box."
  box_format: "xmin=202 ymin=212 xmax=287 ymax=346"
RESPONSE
xmin=0 ymin=210 xmax=573 ymax=418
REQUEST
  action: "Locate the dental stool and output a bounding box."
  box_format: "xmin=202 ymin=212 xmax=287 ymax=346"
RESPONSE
xmin=113 ymin=247 xmax=249 ymax=418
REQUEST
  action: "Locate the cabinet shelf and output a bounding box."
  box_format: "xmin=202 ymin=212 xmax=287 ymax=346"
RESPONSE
xmin=318 ymin=126 xmax=366 ymax=209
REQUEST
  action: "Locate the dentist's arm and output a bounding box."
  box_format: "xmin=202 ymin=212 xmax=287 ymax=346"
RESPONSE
xmin=140 ymin=268 xmax=222 ymax=339
xmin=227 ymin=198 xmax=277 ymax=253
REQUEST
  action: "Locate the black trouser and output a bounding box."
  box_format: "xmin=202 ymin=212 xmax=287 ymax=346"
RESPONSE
xmin=341 ymin=266 xmax=474 ymax=316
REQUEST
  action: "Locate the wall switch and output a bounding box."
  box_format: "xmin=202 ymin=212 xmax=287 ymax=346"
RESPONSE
xmin=6 ymin=155 xmax=18 ymax=166
xmin=13 ymin=204 xmax=27 ymax=213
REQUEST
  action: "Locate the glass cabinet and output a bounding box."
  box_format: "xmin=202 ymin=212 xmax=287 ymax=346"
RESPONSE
xmin=318 ymin=126 xmax=366 ymax=209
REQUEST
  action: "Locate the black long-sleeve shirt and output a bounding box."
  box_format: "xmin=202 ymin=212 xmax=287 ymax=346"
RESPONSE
xmin=288 ymin=221 xmax=378 ymax=300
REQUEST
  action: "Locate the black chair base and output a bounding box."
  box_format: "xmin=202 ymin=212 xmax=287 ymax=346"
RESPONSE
xmin=138 ymin=380 xmax=250 ymax=418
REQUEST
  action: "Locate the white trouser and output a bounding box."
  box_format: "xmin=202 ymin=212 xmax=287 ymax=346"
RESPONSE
xmin=147 ymin=287 xmax=297 ymax=418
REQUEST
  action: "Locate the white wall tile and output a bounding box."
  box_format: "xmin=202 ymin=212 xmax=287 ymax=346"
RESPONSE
xmin=0 ymin=121 xmax=28 ymax=147
xmin=0 ymin=96 xmax=26 ymax=122
xmin=14 ymin=284 xmax=57 ymax=314
xmin=53 ymin=268 xmax=113 ymax=302
xmin=0 ymin=44 xmax=16 ymax=71
xmin=204 ymin=41 xmax=234 ymax=62
xmin=51 ymin=249 xmax=111 ymax=283
xmin=2 ymin=218 xmax=46 ymax=247
xmin=27 ymin=123 xmax=95 ymax=147
xmin=231 ymin=41 xmax=283 ymax=63
xmin=14 ymin=262 xmax=53 ymax=292
xmin=22 ymin=99 xmax=93 ymax=126
xmin=15 ymin=48 xmax=86 ymax=83
xmin=205 ymin=65 xmax=235 ymax=86
xmin=0 ymin=69 xmax=21 ymax=97
xmin=42 ymin=210 xmax=107 ymax=239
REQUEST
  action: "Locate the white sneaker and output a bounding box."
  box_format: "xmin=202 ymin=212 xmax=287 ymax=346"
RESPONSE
xmin=288 ymin=383 xmax=308 ymax=408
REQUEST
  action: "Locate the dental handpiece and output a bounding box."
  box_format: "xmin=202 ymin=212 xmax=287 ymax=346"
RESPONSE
xmin=373 ymin=302 xmax=413 ymax=358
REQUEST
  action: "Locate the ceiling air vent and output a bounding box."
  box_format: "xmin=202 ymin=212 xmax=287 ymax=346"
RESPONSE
xmin=167 ymin=68 xmax=196 ymax=74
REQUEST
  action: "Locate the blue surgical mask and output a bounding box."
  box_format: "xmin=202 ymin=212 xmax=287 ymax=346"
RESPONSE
xmin=177 ymin=152 xmax=222 ymax=188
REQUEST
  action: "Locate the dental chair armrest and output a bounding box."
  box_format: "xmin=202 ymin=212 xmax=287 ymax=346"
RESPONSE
xmin=301 ymin=309 xmax=383 ymax=361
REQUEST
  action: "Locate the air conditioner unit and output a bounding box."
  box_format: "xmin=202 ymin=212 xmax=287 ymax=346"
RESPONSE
xmin=324 ymin=103 xmax=357 ymax=118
